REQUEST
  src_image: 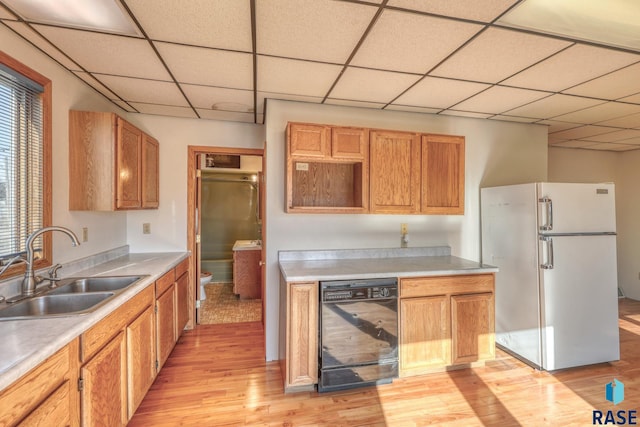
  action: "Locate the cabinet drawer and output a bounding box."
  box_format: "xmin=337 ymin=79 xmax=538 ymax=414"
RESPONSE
xmin=175 ymin=257 xmax=189 ymax=279
xmin=19 ymin=380 xmax=71 ymax=427
xmin=400 ymin=274 xmax=494 ymax=298
xmin=81 ymin=285 xmax=154 ymax=362
xmin=155 ymin=269 xmax=175 ymax=296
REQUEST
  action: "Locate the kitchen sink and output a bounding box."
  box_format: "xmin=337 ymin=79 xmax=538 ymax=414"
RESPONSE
xmin=0 ymin=293 xmax=114 ymax=320
xmin=47 ymin=275 xmax=143 ymax=295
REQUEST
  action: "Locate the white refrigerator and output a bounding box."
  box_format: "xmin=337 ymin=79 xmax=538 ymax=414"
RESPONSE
xmin=481 ymin=182 xmax=620 ymax=371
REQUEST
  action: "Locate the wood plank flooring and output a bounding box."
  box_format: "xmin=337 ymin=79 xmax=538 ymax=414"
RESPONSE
xmin=130 ymin=298 xmax=640 ymax=426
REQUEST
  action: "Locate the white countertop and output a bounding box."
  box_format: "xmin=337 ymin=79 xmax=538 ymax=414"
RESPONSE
xmin=0 ymin=251 xmax=188 ymax=392
xmin=279 ymin=247 xmax=498 ymax=282
xmin=232 ymin=240 xmax=262 ymax=251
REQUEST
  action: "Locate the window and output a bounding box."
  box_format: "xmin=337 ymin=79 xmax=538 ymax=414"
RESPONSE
xmin=0 ymin=51 xmax=51 ymax=280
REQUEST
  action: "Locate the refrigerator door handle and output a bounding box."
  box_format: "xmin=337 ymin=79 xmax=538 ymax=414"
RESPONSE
xmin=538 ymin=197 xmax=553 ymax=231
xmin=540 ymin=236 xmax=554 ymax=269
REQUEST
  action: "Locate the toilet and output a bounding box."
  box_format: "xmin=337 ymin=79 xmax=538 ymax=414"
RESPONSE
xmin=200 ymin=271 xmax=212 ymax=300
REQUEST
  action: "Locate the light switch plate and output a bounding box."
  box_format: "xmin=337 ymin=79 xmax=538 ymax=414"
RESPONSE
xmin=143 ymin=223 xmax=151 ymax=234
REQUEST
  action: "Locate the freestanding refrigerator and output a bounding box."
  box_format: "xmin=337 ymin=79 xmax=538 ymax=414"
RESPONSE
xmin=481 ymin=182 xmax=620 ymax=371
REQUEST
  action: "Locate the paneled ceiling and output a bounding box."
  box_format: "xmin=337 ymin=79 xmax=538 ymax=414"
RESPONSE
xmin=2 ymin=0 xmax=640 ymax=151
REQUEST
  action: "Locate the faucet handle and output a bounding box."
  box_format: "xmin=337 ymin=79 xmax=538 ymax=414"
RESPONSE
xmin=48 ymin=263 xmax=63 ymax=279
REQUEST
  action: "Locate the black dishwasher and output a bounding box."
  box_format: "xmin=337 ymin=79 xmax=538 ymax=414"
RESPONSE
xmin=319 ymin=277 xmax=398 ymax=392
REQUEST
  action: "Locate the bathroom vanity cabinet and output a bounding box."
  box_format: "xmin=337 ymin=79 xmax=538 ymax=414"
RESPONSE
xmin=232 ymin=241 xmax=262 ymax=299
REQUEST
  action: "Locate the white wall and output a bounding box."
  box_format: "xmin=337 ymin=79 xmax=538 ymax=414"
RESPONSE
xmin=123 ymin=114 xmax=264 ymax=252
xmin=264 ymin=100 xmax=548 ymax=360
xmin=0 ymin=25 xmax=128 ymax=264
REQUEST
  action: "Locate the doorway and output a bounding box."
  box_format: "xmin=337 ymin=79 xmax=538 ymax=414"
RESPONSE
xmin=187 ymin=146 xmax=265 ymax=328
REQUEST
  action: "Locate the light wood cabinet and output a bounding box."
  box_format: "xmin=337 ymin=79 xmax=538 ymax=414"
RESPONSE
xmin=286 ymin=122 xmax=369 ymax=213
xmin=422 ymin=134 xmax=465 ymax=214
xmin=175 ymin=269 xmax=189 ymax=335
xmin=156 ymin=282 xmax=176 ymax=370
xmin=369 ymin=130 xmax=421 ymax=214
xmin=127 ymin=305 xmax=156 ymax=418
xmin=399 ymin=274 xmax=495 ymax=377
xmin=69 ymin=110 xmax=160 ymax=211
xmin=0 ymin=339 xmax=79 ymax=427
xmin=280 ymin=280 xmax=318 ymax=392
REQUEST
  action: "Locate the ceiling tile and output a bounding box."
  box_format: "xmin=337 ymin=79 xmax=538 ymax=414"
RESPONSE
xmin=182 ymin=84 xmax=253 ymax=110
xmin=505 ymin=94 xmax=603 ymax=119
xmin=256 ymin=0 xmax=377 ymax=63
xmin=548 ymin=134 xmax=569 ymax=144
xmin=97 ymin=74 xmax=189 ymax=106
xmin=34 ymin=25 xmax=171 ymax=80
xmin=553 ymin=102 xmax=640 ymax=124
xmin=596 ymin=112 xmax=640 ymax=128
xmin=504 ymin=44 xmax=640 ymax=92
xmin=156 ymin=42 xmax=252 ymax=90
xmin=197 ymin=109 xmax=255 ymax=123
xmin=351 ymin=9 xmax=483 ymax=74
xmin=73 ymin=71 xmax=119 ymax=99
xmin=110 ymin=99 xmax=136 ymax=112
xmin=3 ymin=21 xmax=80 ymax=70
xmin=325 ymin=99 xmax=386 ymax=109
xmin=329 ymin=67 xmax=421 ymax=103
xmin=563 ymin=62 xmax=640 ymax=100
xmin=256 ymin=92 xmax=323 ymax=113
xmin=440 ymin=110 xmax=493 ymax=119
xmin=392 ymin=76 xmax=490 ymax=109
xmin=583 ymin=129 xmax=640 ymax=143
xmin=490 ymin=114 xmax=539 ymax=123
xmin=126 ymin=0 xmax=252 ymax=51
xmin=0 ymin=7 xmax=16 ymax=19
xmin=611 ymin=137 xmax=640 ymax=145
xmin=538 ymin=120 xmax=583 ymax=133
xmin=550 ymin=125 xmax=621 ymax=140
xmin=431 ymin=27 xmax=570 ymax=83
xmin=585 ymin=143 xmax=639 ymax=151
xmin=384 ymin=105 xmax=442 ymax=114
xmin=453 ymin=86 xmax=549 ymax=114
xmin=129 ymin=103 xmax=198 ymax=119
xmin=257 ymin=56 xmax=342 ymax=97
xmin=617 ymin=93 xmax=640 ymax=104
xmin=387 ymin=0 xmax=518 ymax=22
xmin=550 ymin=140 xmax=598 ymax=149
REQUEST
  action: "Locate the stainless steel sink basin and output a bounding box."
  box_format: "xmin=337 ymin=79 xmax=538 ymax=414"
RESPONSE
xmin=0 ymin=293 xmax=114 ymax=320
xmin=47 ymin=275 xmax=143 ymax=295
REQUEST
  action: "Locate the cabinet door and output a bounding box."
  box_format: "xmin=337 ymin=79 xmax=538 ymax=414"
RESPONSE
xmin=156 ymin=285 xmax=176 ymax=369
xmin=127 ymin=305 xmax=156 ymax=420
xmin=331 ymin=127 xmax=368 ymax=160
xmin=81 ymin=331 xmax=127 ymax=427
xmin=19 ymin=380 xmax=71 ymax=427
xmin=141 ymin=134 xmax=159 ymax=209
xmin=370 ymin=130 xmax=421 ymax=213
xmin=175 ymin=272 xmax=189 ymax=336
xmin=400 ymin=296 xmax=450 ymax=376
xmin=287 ymin=123 xmax=330 ymax=158
xmin=422 ymin=134 xmax=465 ymax=214
xmin=451 ymin=292 xmax=495 ymax=364
xmin=116 ymin=118 xmax=142 ymax=209
xmin=286 ymin=282 xmax=318 ymax=388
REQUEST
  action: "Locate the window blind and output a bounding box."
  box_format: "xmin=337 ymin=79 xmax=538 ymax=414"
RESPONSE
xmin=0 ymin=64 xmax=44 ymax=262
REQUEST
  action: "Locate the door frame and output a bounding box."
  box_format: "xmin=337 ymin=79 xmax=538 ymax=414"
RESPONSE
xmin=186 ymin=145 xmax=265 ymax=329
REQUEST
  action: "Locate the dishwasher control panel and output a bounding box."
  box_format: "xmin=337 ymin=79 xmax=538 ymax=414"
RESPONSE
xmin=321 ymin=278 xmax=397 ymax=302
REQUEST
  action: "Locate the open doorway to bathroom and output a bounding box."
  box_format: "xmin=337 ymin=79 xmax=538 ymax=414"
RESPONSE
xmin=187 ymin=146 xmax=265 ymax=328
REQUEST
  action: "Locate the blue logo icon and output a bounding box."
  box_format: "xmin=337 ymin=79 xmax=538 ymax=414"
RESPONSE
xmin=606 ymin=379 xmax=625 ymax=405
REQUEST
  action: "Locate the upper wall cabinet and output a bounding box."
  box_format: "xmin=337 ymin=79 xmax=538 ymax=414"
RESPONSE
xmin=69 ymin=110 xmax=159 ymax=211
xmin=286 ymin=122 xmax=369 ymax=213
xmin=422 ymin=134 xmax=465 ymax=215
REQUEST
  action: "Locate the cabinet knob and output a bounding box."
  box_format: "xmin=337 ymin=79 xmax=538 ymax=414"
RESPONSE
xmin=259 ymin=260 xmax=265 ymax=266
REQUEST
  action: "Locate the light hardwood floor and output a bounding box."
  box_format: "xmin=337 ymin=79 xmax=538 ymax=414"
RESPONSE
xmin=130 ymin=299 xmax=640 ymax=426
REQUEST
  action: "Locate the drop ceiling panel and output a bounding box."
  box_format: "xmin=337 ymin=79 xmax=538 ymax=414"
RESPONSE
xmin=34 ymin=25 xmax=171 ymax=80
xmin=197 ymin=109 xmax=255 ymax=123
xmin=619 ymin=93 xmax=640 ymax=104
xmin=73 ymin=71 xmax=119 ymax=99
xmin=0 ymin=7 xmax=15 ymax=19
xmin=585 ymin=143 xmax=638 ymax=151
xmin=256 ymin=92 xmax=323 ymax=113
xmin=431 ymin=27 xmax=570 ymax=83
xmin=351 ymin=10 xmax=483 ymax=74
xmin=550 ymin=140 xmax=598 ymax=148
xmin=441 ymin=110 xmax=493 ymax=119
xmin=256 ymin=0 xmax=377 ymax=63
xmin=550 ymin=125 xmax=620 ymax=140
xmin=325 ymin=99 xmax=386 ymax=109
xmin=110 ymin=99 xmax=136 ymax=112
xmin=505 ymin=94 xmax=603 ymax=119
xmin=392 ymin=76 xmax=490 ymax=109
xmin=329 ymin=67 xmax=421 ymax=103
xmin=385 ymin=105 xmax=442 ymax=114
xmin=563 ymin=62 xmax=640 ymax=100
xmin=583 ymin=129 xmax=640 ymax=143
xmin=156 ymin=42 xmax=252 ymax=89
xmin=182 ymin=84 xmax=253 ymax=110
xmin=453 ymin=86 xmax=549 ymax=114
xmin=125 ymin=0 xmax=252 ymax=51
xmin=539 ymin=120 xmax=583 ymax=133
xmin=553 ymin=102 xmax=640 ymax=124
xmin=257 ymin=56 xmax=342 ymax=97
xmin=387 ymin=0 xmax=518 ymax=22
xmin=490 ymin=114 xmax=539 ymax=123
xmin=3 ymin=21 xmax=79 ymax=70
xmin=130 ymin=103 xmax=198 ymax=119
xmin=97 ymin=74 xmax=188 ymax=106
xmin=503 ymin=44 xmax=640 ymax=92
xmin=596 ymin=112 xmax=640 ymax=128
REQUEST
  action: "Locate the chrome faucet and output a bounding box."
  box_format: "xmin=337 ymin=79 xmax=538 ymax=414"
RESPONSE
xmin=21 ymin=226 xmax=80 ymax=297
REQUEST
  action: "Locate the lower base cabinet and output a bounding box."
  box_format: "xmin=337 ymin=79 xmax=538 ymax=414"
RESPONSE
xmin=127 ymin=304 xmax=156 ymax=418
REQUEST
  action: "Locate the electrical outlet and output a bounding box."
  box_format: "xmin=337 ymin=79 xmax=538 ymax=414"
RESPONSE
xmin=82 ymin=227 xmax=88 ymax=242
xmin=143 ymin=223 xmax=151 ymax=234
xmin=401 ymin=223 xmax=408 ymax=235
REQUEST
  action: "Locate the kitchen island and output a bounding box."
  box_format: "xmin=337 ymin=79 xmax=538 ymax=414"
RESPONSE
xmin=278 ymin=246 xmax=498 ymax=393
